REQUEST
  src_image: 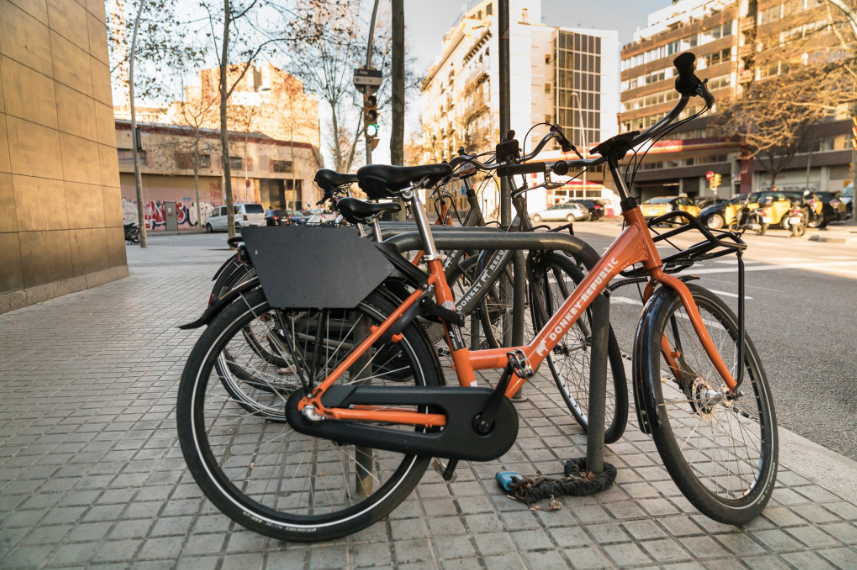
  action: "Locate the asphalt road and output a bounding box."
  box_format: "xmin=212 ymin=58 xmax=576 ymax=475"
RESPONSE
xmin=138 ymin=223 xmax=857 ymax=459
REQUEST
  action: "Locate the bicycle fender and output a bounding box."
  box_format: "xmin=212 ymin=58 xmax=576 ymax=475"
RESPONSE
xmin=632 ymin=285 xmax=675 ymax=434
xmin=178 ymin=277 xmax=261 ymax=329
xmin=211 ymin=254 xmax=239 ymax=281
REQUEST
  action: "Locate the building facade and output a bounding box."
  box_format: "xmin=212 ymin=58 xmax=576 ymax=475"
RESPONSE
xmin=114 ymin=63 xmax=323 ymax=231
xmin=116 ymin=121 xmax=322 ymax=231
xmin=420 ymin=0 xmax=620 ymax=215
xmin=619 ymin=0 xmax=854 ymax=201
xmin=1 ymin=0 xmax=127 ymax=313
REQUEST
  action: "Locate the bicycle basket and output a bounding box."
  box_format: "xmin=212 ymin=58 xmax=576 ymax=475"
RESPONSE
xmin=239 ymin=226 xmax=398 ymax=309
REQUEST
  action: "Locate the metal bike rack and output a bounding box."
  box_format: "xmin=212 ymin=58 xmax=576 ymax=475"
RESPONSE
xmin=386 ymin=230 xmax=610 ymax=476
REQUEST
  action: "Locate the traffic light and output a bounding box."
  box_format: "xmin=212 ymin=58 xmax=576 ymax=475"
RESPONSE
xmin=363 ymin=94 xmax=378 ymax=139
xmin=851 ymin=116 xmax=857 ymax=151
xmin=711 ymin=173 xmax=722 ymax=190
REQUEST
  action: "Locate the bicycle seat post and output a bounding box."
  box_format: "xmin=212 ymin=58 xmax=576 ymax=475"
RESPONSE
xmin=404 ymin=186 xmax=440 ymax=260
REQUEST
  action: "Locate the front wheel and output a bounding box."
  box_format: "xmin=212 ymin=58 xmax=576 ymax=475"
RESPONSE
xmin=638 ymin=284 xmax=777 ymax=525
xmin=532 ymin=214 xmax=542 ymax=223
xmin=206 ymin=223 xmax=213 ymax=233
xmin=791 ymin=222 xmax=806 ymax=238
xmin=177 ymin=287 xmax=443 ymax=542
xmin=566 ymin=214 xmax=575 ymax=222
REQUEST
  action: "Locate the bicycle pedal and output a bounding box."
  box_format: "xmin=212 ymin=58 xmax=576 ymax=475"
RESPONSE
xmin=506 ymin=349 xmax=533 ymax=378
xmin=496 ymin=471 xmax=522 ymax=493
xmin=432 ymin=459 xmax=458 ymax=482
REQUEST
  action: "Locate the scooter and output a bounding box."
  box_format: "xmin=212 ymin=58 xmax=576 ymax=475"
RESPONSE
xmin=733 ymin=196 xmax=772 ymax=236
xmin=124 ymin=223 xmax=140 ymax=244
xmin=788 ymin=200 xmax=806 ymax=238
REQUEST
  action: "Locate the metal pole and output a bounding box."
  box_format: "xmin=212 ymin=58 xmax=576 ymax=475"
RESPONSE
xmin=572 ymin=91 xmax=587 ymax=195
xmin=585 ymin=294 xmax=610 ymax=474
xmin=364 ymin=0 xmax=381 ymax=168
xmin=391 ymin=0 xmax=407 ymax=220
xmin=498 ymin=0 xmax=511 ymax=226
xmin=352 ymin=315 xmax=375 ymax=496
xmin=129 ymin=1 xmax=147 ymax=247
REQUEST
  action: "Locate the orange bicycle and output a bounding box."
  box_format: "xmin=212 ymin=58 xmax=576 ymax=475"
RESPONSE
xmin=177 ymin=54 xmax=776 ymax=541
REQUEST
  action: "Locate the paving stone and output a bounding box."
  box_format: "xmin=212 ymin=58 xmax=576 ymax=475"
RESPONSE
xmin=2 ymin=241 xmax=857 ymax=570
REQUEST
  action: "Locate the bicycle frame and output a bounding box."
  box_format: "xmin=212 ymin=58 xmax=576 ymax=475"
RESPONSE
xmin=296 ymin=196 xmax=737 ymax=429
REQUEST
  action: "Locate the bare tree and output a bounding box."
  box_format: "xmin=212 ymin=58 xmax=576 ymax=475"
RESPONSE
xmin=718 ymin=2 xmax=857 ymax=187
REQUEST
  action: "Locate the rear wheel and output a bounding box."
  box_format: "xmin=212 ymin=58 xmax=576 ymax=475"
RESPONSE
xmin=532 ymin=215 xmax=542 ymax=223
xmin=706 ymin=215 xmax=724 ymax=230
xmin=177 ymin=287 xmax=442 ymax=542
xmin=529 ymin=253 xmax=628 ymax=443
xmin=639 ymin=284 xmax=777 ymax=525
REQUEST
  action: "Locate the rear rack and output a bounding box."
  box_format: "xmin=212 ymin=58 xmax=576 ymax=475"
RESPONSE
xmin=620 ymin=211 xmax=746 ymax=279
xmin=617 ymin=211 xmax=748 ymax=392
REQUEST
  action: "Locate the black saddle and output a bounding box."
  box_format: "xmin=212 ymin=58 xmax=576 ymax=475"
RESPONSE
xmin=357 ymin=164 xmax=451 ymax=200
xmin=315 ymin=169 xmax=358 ymax=191
xmin=336 ymin=197 xmax=401 ymax=224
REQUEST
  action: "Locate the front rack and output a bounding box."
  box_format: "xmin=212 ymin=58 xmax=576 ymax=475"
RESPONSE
xmin=615 ymin=211 xmax=748 ymax=392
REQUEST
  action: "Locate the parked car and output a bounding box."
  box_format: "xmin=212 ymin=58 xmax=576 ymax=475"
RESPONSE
xmin=531 ymin=201 xmax=590 ymax=223
xmin=291 ymin=208 xmax=332 ymax=225
xmin=568 ymin=199 xmax=605 ymax=220
xmin=699 ymin=191 xmax=813 ymax=230
xmin=205 ymin=203 xmax=266 ymax=233
xmin=814 ymin=191 xmax=847 ymax=226
xmin=695 ymin=197 xmax=727 ymax=210
xmin=641 ymin=196 xmax=700 ymax=222
xmin=265 ymin=209 xmax=302 ymax=226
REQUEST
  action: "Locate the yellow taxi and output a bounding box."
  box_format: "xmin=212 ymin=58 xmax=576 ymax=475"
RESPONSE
xmin=699 ymin=191 xmax=822 ymax=230
xmin=641 ymin=196 xmax=700 ymax=222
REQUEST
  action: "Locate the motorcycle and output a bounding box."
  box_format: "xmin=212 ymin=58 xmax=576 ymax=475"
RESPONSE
xmin=787 ymin=199 xmax=806 ymax=238
xmin=124 ymin=223 xmax=140 ymax=245
xmin=733 ymin=196 xmax=772 ymax=236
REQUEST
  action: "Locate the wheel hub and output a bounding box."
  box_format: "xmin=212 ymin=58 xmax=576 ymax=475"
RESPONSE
xmin=691 ymin=378 xmax=720 ymax=421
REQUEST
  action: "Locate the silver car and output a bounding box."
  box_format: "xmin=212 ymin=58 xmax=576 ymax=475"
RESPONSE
xmin=531 ymin=201 xmax=591 ymax=223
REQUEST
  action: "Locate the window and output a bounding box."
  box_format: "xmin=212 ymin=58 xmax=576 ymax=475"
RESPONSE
xmin=117 ymin=149 xmax=146 ymax=166
xmin=545 ymin=54 xmax=551 ymax=64
xmin=271 ymin=160 xmax=293 ymax=173
xmin=544 ymin=82 xmax=551 ymax=94
xmin=759 ymin=5 xmax=781 ymax=25
xmin=702 ymin=48 xmax=731 ymax=67
xmin=486 ymin=3 xmax=492 ymax=15
xmin=228 ymin=156 xmax=243 ymax=170
xmin=175 ymin=152 xmax=211 ymax=169
xmin=707 ymin=74 xmax=732 ymax=90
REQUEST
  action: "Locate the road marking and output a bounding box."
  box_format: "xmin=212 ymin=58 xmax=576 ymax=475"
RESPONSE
xmin=613 ymin=296 xmax=643 ymax=306
xmin=820 ymin=256 xmax=857 ymax=260
xmin=706 ymin=289 xmax=752 ymax=300
xmin=688 ymin=260 xmax=857 ymax=276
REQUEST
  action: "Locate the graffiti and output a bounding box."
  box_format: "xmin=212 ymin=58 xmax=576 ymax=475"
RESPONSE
xmin=122 ymin=197 xmax=216 ymax=230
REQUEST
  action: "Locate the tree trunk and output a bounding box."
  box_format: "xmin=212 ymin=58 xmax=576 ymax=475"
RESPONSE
xmin=193 ymin=133 xmax=201 ymax=229
xmin=129 ymin=2 xmax=147 ymax=247
xmin=390 ymin=0 xmax=406 ymax=220
xmin=220 ymin=1 xmax=235 ymax=241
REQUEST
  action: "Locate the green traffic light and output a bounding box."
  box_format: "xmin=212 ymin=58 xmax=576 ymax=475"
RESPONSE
xmin=365 ymin=123 xmax=379 ymax=138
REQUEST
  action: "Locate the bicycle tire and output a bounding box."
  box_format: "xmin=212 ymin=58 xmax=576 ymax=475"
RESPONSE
xmin=529 ymin=252 xmax=628 ymax=443
xmin=638 ymin=284 xmax=777 ymax=525
xmin=177 ymin=287 xmax=443 ymax=542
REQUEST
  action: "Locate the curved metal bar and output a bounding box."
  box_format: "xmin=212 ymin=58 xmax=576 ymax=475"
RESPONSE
xmin=385 ymin=231 xmax=602 ymax=272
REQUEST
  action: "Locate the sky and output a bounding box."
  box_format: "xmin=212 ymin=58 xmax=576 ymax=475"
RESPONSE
xmin=368 ymin=0 xmax=670 ymax=163
xmin=404 ymin=0 xmax=670 ymax=73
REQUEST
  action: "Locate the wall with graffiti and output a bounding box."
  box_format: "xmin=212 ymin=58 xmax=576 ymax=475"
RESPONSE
xmin=120 ymin=174 xmax=223 ymax=231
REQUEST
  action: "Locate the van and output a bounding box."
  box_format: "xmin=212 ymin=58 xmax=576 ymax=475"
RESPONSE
xmin=205 ymin=203 xmax=266 ymax=232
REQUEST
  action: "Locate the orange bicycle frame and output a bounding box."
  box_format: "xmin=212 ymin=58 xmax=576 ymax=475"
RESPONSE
xmin=298 ymin=203 xmax=737 ymax=427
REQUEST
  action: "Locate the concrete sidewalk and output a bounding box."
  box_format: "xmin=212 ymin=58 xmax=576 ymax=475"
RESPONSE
xmin=0 ymin=241 xmax=856 ymax=570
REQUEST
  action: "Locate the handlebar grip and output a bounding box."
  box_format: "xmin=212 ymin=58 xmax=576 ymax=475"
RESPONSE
xmin=552 ymin=161 xmax=569 ymax=176
xmin=673 ymin=52 xmax=700 ymax=96
xmin=497 ymin=162 xmax=546 ymax=177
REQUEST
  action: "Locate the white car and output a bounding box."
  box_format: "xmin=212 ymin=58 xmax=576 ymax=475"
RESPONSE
xmin=531 ymin=202 xmax=591 ymax=223
xmin=205 ymin=203 xmax=266 ymax=232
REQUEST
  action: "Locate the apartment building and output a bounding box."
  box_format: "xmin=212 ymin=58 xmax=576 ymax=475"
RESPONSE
xmin=420 ymin=0 xmax=620 ymax=215
xmin=619 ymin=0 xmax=854 ymax=201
